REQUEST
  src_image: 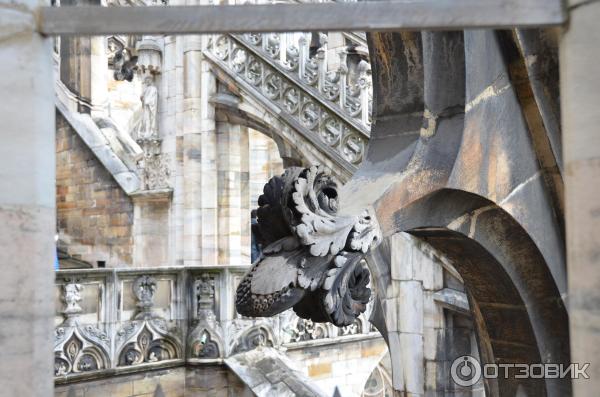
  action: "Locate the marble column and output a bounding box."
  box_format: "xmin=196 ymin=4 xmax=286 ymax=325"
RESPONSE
xmin=240 ymin=126 xmax=251 ymax=264
xmin=90 ymin=36 xmax=108 ymax=117
xmin=182 ymin=0 xmax=218 ymax=266
xmin=248 ymin=130 xmax=284 ymax=208
xmin=561 ymin=0 xmax=600 ymax=394
xmin=385 ymin=233 xmax=426 ymax=396
xmin=161 ymin=22 xmax=184 ymax=266
xmin=0 ymin=1 xmax=55 ymax=395
xmin=182 ymin=30 xmax=203 ymax=266
xmin=217 ymin=122 xmax=244 ymax=266
xmin=198 ymin=55 xmax=218 ymax=266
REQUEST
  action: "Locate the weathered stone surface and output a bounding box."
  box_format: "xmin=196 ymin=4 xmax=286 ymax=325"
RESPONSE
xmin=57 ymin=114 xmax=134 ymax=267
xmin=230 ymin=26 xmax=573 ymax=396
xmin=225 ymin=347 xmax=326 ymax=397
xmin=0 ymin=3 xmax=55 ymax=395
xmin=561 ymin=1 xmax=600 ymax=395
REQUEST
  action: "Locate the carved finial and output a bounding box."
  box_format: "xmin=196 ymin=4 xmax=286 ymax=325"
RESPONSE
xmin=61 ymin=281 xmax=83 ymax=326
xmin=196 ymin=273 xmax=216 ymax=324
xmin=133 ymin=275 xmax=157 ymax=319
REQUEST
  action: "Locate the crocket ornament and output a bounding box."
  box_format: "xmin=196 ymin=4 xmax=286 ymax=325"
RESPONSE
xmin=236 ymin=166 xmax=381 ymax=326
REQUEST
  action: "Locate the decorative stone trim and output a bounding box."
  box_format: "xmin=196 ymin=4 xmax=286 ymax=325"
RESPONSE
xmin=207 ymin=35 xmax=370 ymax=168
xmin=53 ymin=266 xmax=382 ymax=383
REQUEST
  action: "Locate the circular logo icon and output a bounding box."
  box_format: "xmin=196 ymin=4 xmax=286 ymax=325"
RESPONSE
xmin=451 ymin=355 xmax=482 ymax=387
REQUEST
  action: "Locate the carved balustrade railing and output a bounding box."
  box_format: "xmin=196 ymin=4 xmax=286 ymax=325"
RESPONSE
xmin=53 ymin=266 xmax=377 ymax=383
xmin=233 ymin=31 xmax=372 ymax=128
xmin=206 ymin=33 xmax=370 ymax=170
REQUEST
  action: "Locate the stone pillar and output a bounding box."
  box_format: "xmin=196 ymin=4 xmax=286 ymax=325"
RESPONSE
xmin=374 ymin=234 xmax=462 ymax=397
xmin=0 ymin=2 xmax=55 ymax=395
xmin=240 ymin=126 xmax=251 ymax=264
xmin=161 ymin=31 xmax=184 ymax=266
xmin=217 ymin=122 xmax=243 ymax=266
xmin=90 ymin=36 xmax=108 ymax=117
xmin=182 ymin=32 xmax=203 ymax=265
xmin=561 ymin=1 xmax=600 ymax=394
xmin=198 ymin=56 xmax=218 ymax=266
xmin=182 ymin=0 xmax=218 ymax=266
xmin=385 ymin=234 xmax=426 ymax=396
xmin=249 ymin=130 xmax=270 ymax=208
xmin=248 ymin=130 xmax=284 ymax=208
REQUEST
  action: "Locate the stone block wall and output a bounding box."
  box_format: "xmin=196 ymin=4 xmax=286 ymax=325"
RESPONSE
xmin=56 ymin=112 xmax=134 ymax=267
xmin=286 ymin=337 xmax=387 ymax=397
xmin=55 ymin=366 xmax=251 ymax=397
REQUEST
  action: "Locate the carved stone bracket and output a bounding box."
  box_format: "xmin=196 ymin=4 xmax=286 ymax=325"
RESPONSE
xmin=235 ymin=165 xmax=380 ymax=327
xmin=137 ymin=138 xmax=170 ymax=191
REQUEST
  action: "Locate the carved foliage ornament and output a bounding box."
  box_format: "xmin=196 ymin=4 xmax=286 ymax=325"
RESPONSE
xmin=117 ymin=323 xmax=179 ymax=366
xmin=54 ymin=327 xmax=110 ymax=377
xmin=236 ymin=166 xmax=380 ymax=327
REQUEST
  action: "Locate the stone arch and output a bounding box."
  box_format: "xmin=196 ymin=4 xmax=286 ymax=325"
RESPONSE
xmin=231 ymin=324 xmax=276 ymax=355
xmin=188 ymin=325 xmax=224 ymax=359
xmin=211 ymin=85 xmax=354 ymax=182
xmin=361 ymin=350 xmax=394 ymax=397
xmin=230 ymin=26 xmax=568 ymax=397
xmin=372 ymin=190 xmax=569 ymax=396
xmin=116 ymin=321 xmax=182 ymax=367
xmin=54 ymin=327 xmax=111 ymax=377
xmin=355 ymin=28 xmax=569 ymax=397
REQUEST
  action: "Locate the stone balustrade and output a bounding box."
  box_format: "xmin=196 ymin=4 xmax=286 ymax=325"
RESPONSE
xmin=234 ymin=31 xmax=372 ymax=131
xmin=206 ymin=33 xmax=371 ymax=170
xmin=53 ymin=266 xmax=378 ymax=383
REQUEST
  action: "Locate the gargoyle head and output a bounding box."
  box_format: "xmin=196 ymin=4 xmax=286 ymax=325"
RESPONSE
xmin=236 ymin=166 xmax=381 ymax=326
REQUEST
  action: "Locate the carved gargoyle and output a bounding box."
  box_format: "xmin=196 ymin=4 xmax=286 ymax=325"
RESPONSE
xmin=236 ymin=166 xmax=381 ymax=326
xmin=113 ymin=49 xmax=138 ymax=82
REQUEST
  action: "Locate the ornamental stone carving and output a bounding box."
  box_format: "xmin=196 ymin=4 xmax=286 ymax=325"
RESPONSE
xmin=55 ymin=333 xmax=105 ymax=376
xmin=136 ymin=75 xmax=159 ymax=141
xmin=206 ymin=34 xmax=371 ymax=170
xmin=189 ymin=329 xmax=221 ymax=359
xmin=232 ymin=325 xmax=275 ymax=354
xmin=289 ymin=318 xmax=329 ymax=342
xmin=188 ymin=273 xmax=223 ymax=360
xmin=137 ymin=138 xmax=170 ymax=191
xmin=113 ymin=48 xmax=138 ymax=82
xmin=196 ymin=273 xmax=216 ymax=323
xmin=133 ymin=275 xmax=157 ymax=319
xmin=235 ymin=166 xmax=380 ymax=327
xmin=117 ymin=323 xmax=180 ymax=366
xmin=61 ymin=281 xmax=83 ymax=326
xmin=54 ymin=327 xmax=110 ymax=377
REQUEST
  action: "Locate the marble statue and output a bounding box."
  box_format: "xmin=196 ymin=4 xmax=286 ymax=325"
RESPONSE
xmin=137 ymin=76 xmax=158 ymax=140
